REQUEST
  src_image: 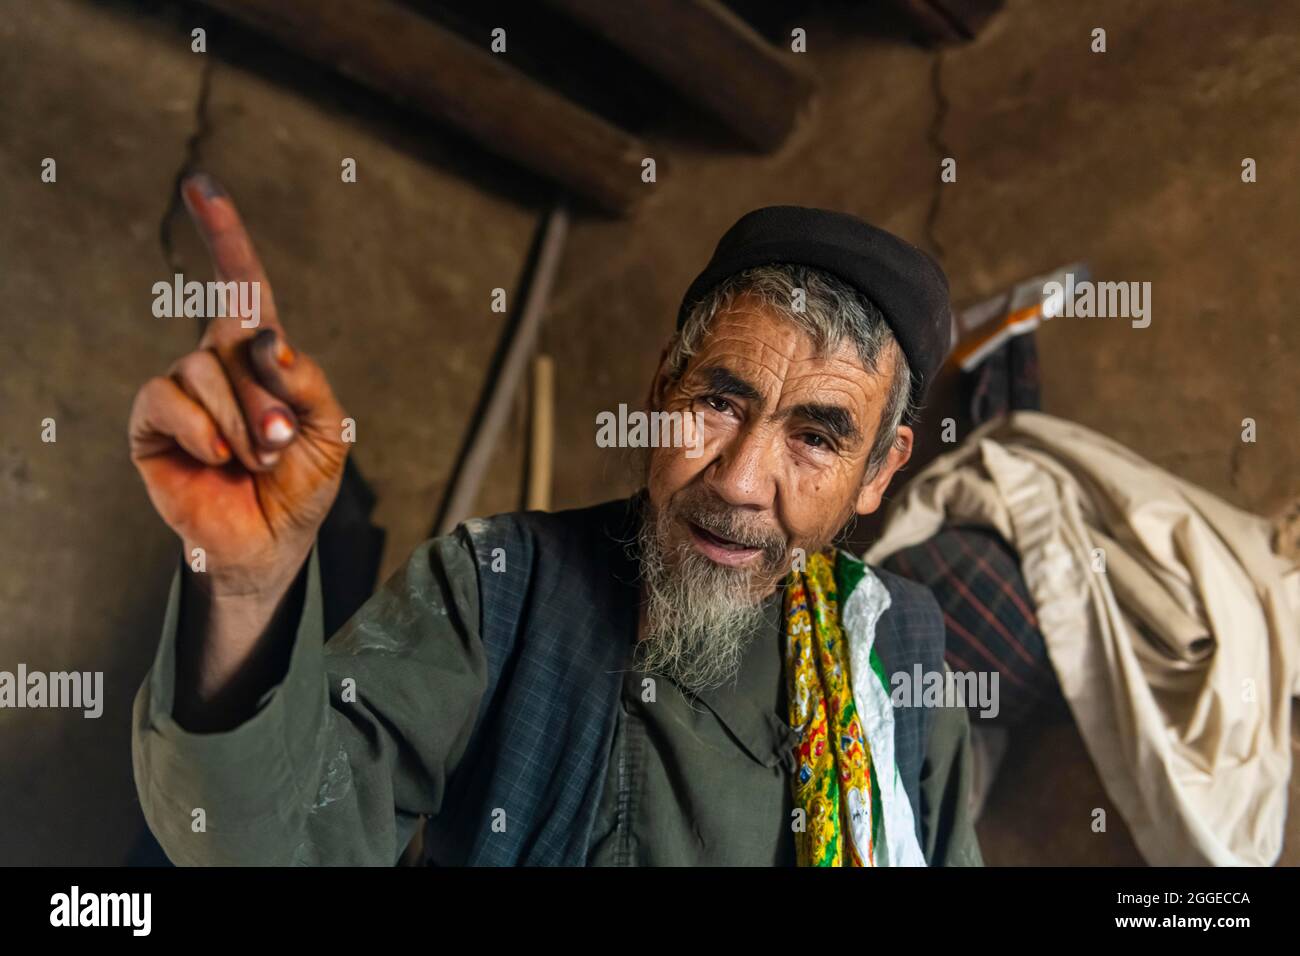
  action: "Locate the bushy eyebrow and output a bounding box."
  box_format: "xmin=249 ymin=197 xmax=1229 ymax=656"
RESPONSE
xmin=692 ymin=365 xmax=762 ymax=402
xmin=782 ymin=402 xmax=862 ymax=446
xmin=689 ymin=364 xmax=863 ymax=448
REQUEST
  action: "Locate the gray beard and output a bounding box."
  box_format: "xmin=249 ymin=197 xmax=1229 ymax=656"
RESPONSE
xmin=634 ymin=502 xmax=772 ymax=697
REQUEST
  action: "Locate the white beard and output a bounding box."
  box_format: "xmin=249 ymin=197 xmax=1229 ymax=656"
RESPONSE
xmin=634 ymin=501 xmax=772 ymax=696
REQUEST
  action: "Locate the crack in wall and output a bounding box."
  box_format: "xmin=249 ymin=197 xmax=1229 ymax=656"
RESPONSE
xmin=924 ymin=50 xmax=950 ymax=263
xmin=159 ymin=53 xmax=216 ymax=275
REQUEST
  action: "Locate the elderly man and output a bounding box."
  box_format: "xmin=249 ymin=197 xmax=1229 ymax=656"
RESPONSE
xmin=130 ymin=176 xmax=982 ymax=867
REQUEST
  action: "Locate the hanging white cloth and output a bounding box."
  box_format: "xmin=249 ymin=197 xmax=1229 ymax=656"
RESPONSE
xmin=866 ymin=412 xmax=1299 ymax=866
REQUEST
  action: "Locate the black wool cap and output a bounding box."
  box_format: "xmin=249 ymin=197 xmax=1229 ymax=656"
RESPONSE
xmin=676 ymin=206 xmax=952 ymax=397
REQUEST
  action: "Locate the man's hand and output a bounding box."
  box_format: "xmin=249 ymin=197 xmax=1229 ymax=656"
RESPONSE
xmin=128 ymin=174 xmax=349 ymax=719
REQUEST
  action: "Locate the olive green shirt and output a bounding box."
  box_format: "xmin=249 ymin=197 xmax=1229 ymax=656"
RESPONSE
xmin=133 ymin=535 xmax=983 ymax=866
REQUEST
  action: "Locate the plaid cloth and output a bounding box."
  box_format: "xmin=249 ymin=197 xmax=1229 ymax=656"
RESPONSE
xmin=424 ymin=498 xmax=640 ymax=866
xmin=965 ymin=318 xmax=1042 ymax=425
xmin=881 ymin=526 xmax=1057 ymax=725
xmin=870 ymin=567 xmax=945 ymax=840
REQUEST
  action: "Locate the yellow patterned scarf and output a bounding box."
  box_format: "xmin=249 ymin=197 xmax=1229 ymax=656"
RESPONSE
xmin=785 ymin=550 xmax=882 ymax=866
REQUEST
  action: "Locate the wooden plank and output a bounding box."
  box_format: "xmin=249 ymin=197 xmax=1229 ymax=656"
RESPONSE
xmin=195 ymin=0 xmax=649 ymax=214
xmin=937 ymin=0 xmax=1006 ymax=36
xmin=547 ymin=0 xmax=815 ymax=151
xmin=885 ymin=0 xmax=1005 ymax=45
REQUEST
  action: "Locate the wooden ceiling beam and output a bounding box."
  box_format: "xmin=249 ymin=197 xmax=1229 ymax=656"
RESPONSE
xmin=196 ymin=0 xmax=651 ymax=214
xmin=546 ymin=0 xmax=815 ymax=152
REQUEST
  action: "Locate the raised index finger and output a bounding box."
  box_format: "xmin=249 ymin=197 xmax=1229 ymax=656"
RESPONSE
xmin=181 ymin=172 xmax=282 ymax=344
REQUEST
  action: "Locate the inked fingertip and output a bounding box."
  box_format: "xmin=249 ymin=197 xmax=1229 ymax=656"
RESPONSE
xmin=252 ymin=328 xmax=293 ymax=369
xmin=184 ymin=171 xmax=226 ymax=200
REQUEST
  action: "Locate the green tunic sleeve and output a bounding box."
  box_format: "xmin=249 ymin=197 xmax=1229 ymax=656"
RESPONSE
xmin=131 ymin=537 xmax=487 ymax=866
xmin=918 ymin=694 xmax=986 ymax=867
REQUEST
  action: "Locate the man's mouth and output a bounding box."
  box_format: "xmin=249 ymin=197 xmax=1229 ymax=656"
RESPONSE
xmin=686 ymin=520 xmax=765 ymax=568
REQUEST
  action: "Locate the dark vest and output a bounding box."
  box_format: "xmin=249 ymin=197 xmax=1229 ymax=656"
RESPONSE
xmin=424 ymin=497 xmax=944 ymax=866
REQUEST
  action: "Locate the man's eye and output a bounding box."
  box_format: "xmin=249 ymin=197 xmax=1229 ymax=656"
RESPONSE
xmin=703 ymin=395 xmax=732 ymax=414
xmin=800 ymin=433 xmax=829 ymax=449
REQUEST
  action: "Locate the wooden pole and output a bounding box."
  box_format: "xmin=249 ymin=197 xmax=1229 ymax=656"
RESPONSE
xmin=437 ymin=206 xmax=568 ymax=535
xmin=526 ymin=354 xmax=555 ymax=512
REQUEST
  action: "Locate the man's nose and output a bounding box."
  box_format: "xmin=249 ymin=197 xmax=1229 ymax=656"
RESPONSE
xmin=702 ymin=427 xmax=776 ymax=511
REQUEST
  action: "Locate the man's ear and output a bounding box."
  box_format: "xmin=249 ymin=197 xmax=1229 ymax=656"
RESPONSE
xmin=854 ymin=424 xmax=913 ymax=516
xmin=647 ymin=347 xmax=671 ymax=412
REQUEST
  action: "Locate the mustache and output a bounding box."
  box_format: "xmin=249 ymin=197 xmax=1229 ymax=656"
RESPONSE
xmin=672 ymin=491 xmax=788 ymax=567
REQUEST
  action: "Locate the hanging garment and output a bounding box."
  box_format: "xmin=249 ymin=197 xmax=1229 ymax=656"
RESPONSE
xmin=866 ymin=412 xmax=1299 ymax=866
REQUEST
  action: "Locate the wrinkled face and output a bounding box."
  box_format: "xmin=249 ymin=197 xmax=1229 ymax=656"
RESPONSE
xmin=636 ymin=294 xmax=912 ymax=692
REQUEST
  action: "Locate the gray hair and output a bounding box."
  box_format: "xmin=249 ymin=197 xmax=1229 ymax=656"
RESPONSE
xmin=667 ymin=263 xmax=918 ymax=478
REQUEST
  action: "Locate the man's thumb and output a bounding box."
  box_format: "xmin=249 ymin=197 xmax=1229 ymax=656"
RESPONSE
xmin=248 ymin=329 xmax=342 ymax=428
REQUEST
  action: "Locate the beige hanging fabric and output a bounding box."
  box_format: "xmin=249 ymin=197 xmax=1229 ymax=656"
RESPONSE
xmin=866 ymin=412 xmax=1299 ymax=866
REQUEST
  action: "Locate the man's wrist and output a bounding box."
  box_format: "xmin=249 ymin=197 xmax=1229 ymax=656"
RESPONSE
xmin=174 ymin=547 xmax=313 ymax=730
xmin=181 ymin=536 xmax=313 ymax=603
